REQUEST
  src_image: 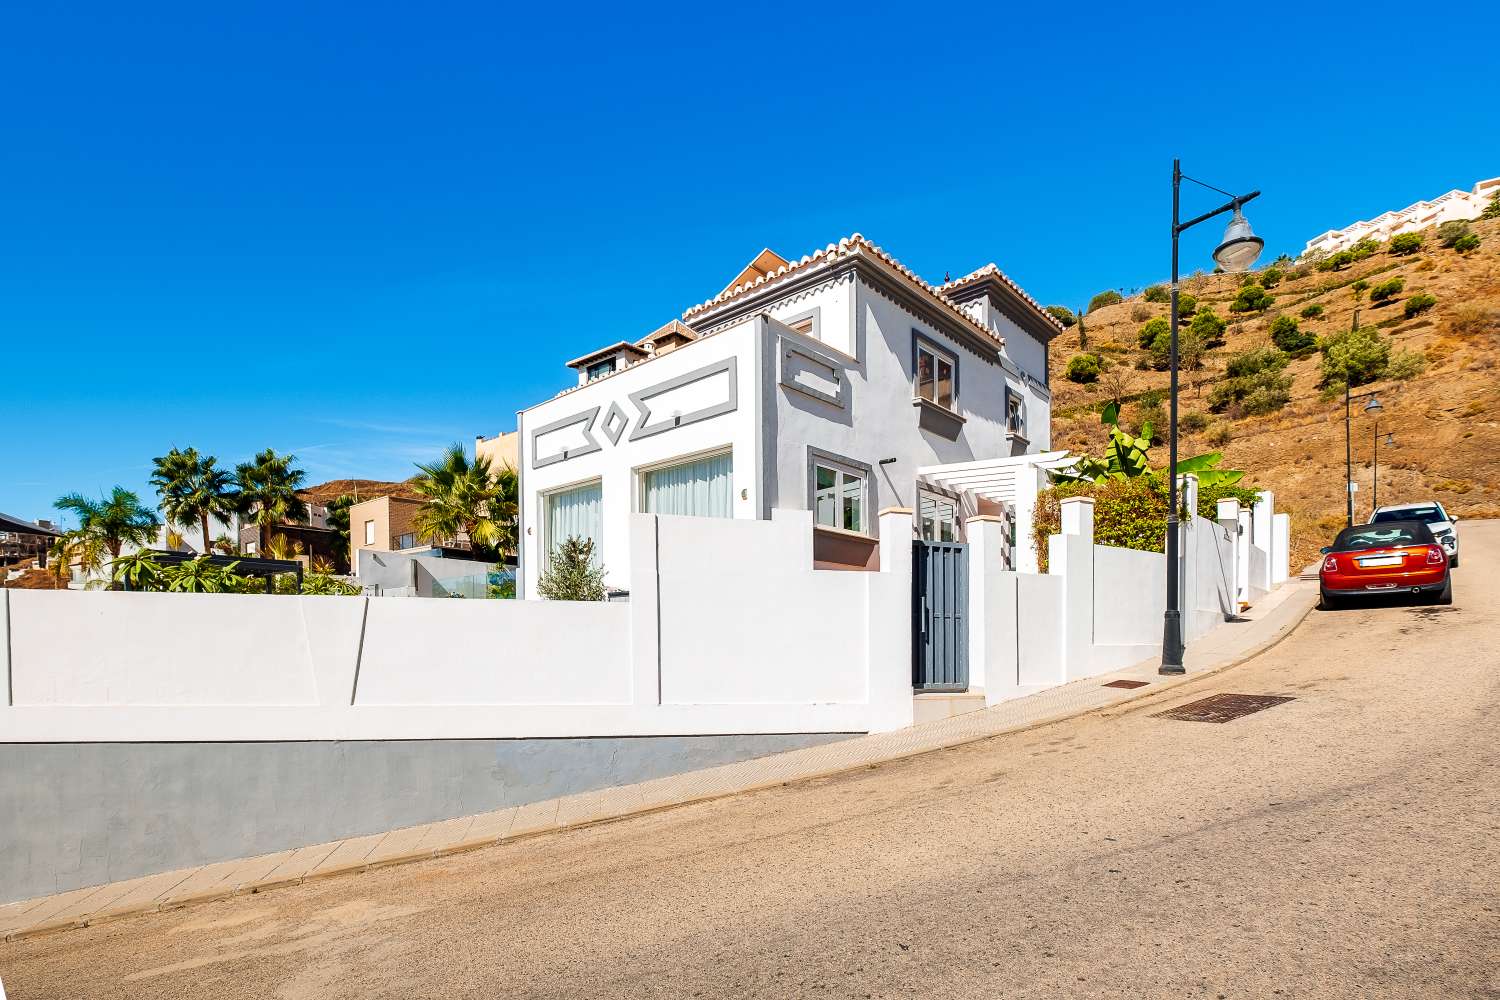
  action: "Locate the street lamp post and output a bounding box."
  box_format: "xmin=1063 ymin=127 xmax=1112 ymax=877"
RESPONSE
xmin=1161 ymin=160 xmax=1263 ymax=675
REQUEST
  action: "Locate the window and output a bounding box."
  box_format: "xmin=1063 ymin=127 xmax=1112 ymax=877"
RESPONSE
xmin=396 ymin=533 xmax=416 ymax=550
xmin=642 ymin=451 xmax=733 ymax=518
xmin=544 ymin=481 xmax=603 ymax=560
xmin=918 ymin=493 xmax=960 ymax=543
xmin=585 ymin=358 xmax=616 ymax=380
xmin=1006 ymin=391 xmax=1026 ymax=437
xmin=788 ymin=316 xmax=815 ymax=337
xmin=914 ymin=338 xmax=956 ymax=411
xmin=364 ymin=520 xmax=376 ymax=545
xmin=814 ymin=463 xmax=866 ymax=533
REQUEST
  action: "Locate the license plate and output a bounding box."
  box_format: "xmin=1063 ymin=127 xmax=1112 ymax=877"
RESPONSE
xmin=1358 ymin=555 xmax=1402 ymax=568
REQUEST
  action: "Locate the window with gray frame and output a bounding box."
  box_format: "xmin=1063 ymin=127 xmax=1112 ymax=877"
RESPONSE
xmin=812 ymin=460 xmax=867 ymax=533
xmin=913 ymin=335 xmax=957 ymax=411
xmin=1006 ymin=389 xmax=1026 ymax=437
xmin=918 ymin=492 xmax=961 ymax=543
xmin=585 ymin=358 xmax=616 ymax=380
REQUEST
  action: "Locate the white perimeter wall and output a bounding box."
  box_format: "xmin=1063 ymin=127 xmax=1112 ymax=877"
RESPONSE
xmin=0 ymin=510 xmax=915 ymax=743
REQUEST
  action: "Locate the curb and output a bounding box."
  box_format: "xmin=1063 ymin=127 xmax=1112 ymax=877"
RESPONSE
xmin=2 ymin=585 xmax=1318 ymax=944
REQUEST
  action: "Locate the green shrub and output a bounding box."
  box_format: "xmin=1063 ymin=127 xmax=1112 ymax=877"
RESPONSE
xmin=1088 ymin=290 xmax=1123 ymax=312
xmin=1484 ymin=192 xmax=1500 ymax=220
xmin=1066 ymin=353 xmax=1103 ymax=383
xmin=1387 ymin=348 xmax=1428 ymax=381
xmin=536 ymin=537 xmax=607 ymax=601
xmin=1369 ymin=277 xmax=1406 ymax=303
xmin=1205 ymin=423 xmax=1233 ymax=447
xmin=1225 ymin=345 xmax=1289 ymax=379
xmin=1388 ymin=233 xmax=1423 ymax=255
xmin=1403 ymin=292 xmax=1437 ymax=319
xmin=1045 ymin=305 xmax=1077 ymax=327
xmin=1319 ymin=250 xmax=1355 ymax=272
xmin=1177 ymin=292 xmax=1198 ymax=316
xmin=1180 ymin=411 xmax=1211 ymax=433
xmin=1143 ymin=285 xmax=1169 ymax=303
xmin=1209 ymin=365 xmax=1292 ymax=415
xmin=1132 ymin=401 xmax=1167 ymax=443
xmin=1437 ymin=220 xmax=1472 ymax=247
xmin=1348 ymin=238 xmax=1381 ymax=260
xmin=1229 ymin=283 xmax=1275 ymax=313
xmin=1259 ymin=266 xmax=1284 ymax=289
xmin=1300 ymin=303 xmax=1324 ymax=319
xmin=1319 ymin=325 xmax=1390 ymax=387
xmin=1147 ymin=323 xmax=1204 ymax=371
xmin=1189 ymin=308 xmax=1227 ymax=346
xmin=1270 ymin=315 xmax=1317 ymax=355
xmin=1032 ymin=475 xmax=1260 ymax=571
xmin=1351 ymin=279 xmax=1370 ymax=300
xmin=1454 ymin=232 xmax=1482 ymax=253
xmin=1138 ymin=316 xmax=1169 ymax=348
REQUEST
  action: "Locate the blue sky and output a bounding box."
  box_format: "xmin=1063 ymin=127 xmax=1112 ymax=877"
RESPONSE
xmin=6 ymin=2 xmax=1498 ymax=524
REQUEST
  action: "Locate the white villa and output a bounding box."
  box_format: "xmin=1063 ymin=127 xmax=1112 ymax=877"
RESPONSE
xmin=515 ymin=234 xmax=1065 ymax=597
xmin=1303 ymin=175 xmax=1500 ymax=256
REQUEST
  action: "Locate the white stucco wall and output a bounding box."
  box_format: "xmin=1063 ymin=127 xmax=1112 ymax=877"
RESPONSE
xmin=0 ymin=510 xmax=916 ymax=743
xmin=518 ymin=320 xmax=761 ymax=594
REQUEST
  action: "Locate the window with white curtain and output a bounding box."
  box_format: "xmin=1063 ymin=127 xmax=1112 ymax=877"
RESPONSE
xmin=544 ymin=481 xmax=603 ymax=561
xmin=642 ymin=451 xmax=733 ymax=518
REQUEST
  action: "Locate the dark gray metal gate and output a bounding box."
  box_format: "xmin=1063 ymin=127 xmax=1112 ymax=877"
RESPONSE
xmin=912 ymin=540 xmax=969 ymax=691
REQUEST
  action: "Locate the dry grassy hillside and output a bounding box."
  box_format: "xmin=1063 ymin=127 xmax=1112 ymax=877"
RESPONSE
xmin=1046 ymin=214 xmax=1500 ymax=569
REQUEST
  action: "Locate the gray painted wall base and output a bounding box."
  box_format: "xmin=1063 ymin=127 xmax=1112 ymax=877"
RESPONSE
xmin=1 ymin=733 xmax=848 ymax=903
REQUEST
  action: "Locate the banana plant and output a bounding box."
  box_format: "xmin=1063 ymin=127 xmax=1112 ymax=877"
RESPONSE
xmin=1049 ymin=400 xmax=1243 ymax=486
xmin=111 ymin=550 xmax=166 ymax=591
xmin=165 ymin=557 xmax=246 ymax=593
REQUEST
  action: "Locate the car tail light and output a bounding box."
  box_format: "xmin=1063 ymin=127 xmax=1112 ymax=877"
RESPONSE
xmin=1426 ymin=546 xmax=1445 ymax=565
xmin=1322 ymin=555 xmax=1338 ymax=573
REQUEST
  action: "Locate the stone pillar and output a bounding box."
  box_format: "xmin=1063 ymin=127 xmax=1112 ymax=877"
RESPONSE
xmin=869 ymin=507 xmax=916 ymax=732
xmin=963 ymin=515 xmax=1007 ymax=697
xmin=1050 ymin=496 xmax=1095 ymax=682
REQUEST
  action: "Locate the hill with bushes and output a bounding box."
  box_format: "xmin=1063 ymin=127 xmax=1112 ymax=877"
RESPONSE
xmin=1047 ymin=207 xmax=1500 ymax=569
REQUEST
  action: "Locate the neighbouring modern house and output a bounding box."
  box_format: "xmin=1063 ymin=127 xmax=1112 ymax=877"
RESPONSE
xmin=475 ymin=429 xmax=519 ymax=471
xmin=0 ymin=512 xmax=62 ymax=571
xmin=1303 ymin=175 xmax=1500 ymax=256
xmin=515 ymin=234 xmax=1065 ymax=596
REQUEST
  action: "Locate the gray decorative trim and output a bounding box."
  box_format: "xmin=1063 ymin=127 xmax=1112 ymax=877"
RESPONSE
xmin=805 ymin=447 xmax=877 ymax=536
xmin=913 ymin=396 xmax=966 ymax=440
xmin=530 ymin=406 xmax=602 ymax=469
xmin=778 ymin=336 xmax=846 ymax=408
xmin=627 ymin=357 xmax=738 ymax=441
xmin=599 ymin=401 xmax=630 ymax=446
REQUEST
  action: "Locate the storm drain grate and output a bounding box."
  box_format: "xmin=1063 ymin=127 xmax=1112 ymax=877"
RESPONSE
xmin=1103 ymin=679 xmax=1150 ymax=690
xmin=1153 ymin=693 xmax=1294 ymax=723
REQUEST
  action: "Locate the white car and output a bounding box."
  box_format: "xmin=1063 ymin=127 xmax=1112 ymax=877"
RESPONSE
xmin=1371 ymin=501 xmax=1460 ymax=566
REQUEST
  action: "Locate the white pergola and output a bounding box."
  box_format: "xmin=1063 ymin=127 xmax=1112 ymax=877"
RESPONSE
xmin=916 ymin=451 xmax=1073 ymax=573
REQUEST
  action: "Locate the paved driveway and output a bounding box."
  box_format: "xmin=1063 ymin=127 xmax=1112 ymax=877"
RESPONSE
xmin=4 ymin=525 xmax=1497 ymax=999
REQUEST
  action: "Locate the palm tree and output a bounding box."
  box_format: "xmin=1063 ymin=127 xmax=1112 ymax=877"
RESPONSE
xmin=411 ymin=444 xmax=517 ymax=559
xmin=54 ymin=487 xmax=161 ymax=587
xmin=150 ymin=447 xmax=239 ymax=556
xmin=234 ymin=449 xmax=308 ymax=554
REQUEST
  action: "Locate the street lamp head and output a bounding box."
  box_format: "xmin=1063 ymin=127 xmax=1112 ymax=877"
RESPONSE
xmin=1212 ymin=207 xmax=1264 ymax=272
xmin=1363 ymin=396 xmax=1383 ymax=415
xmin=1384 ymin=433 xmax=1396 ymax=446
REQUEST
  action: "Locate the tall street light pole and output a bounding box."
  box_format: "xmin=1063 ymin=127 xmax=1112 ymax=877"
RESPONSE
xmin=1343 ymin=378 xmax=1382 ymax=527
xmin=1161 ymin=160 xmax=1263 ymax=676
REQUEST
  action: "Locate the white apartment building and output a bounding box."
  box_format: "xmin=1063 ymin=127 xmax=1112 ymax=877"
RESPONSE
xmin=515 ymin=234 xmax=1064 ymax=596
xmin=1304 ymin=175 xmax=1500 ymax=256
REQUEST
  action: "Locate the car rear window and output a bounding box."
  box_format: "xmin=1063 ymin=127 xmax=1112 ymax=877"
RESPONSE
xmin=1372 ymin=506 xmax=1445 ymax=524
xmin=1333 ymin=522 xmax=1435 ymax=551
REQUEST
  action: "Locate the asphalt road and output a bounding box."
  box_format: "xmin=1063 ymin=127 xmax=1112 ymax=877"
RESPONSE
xmin=5 ymin=524 xmax=1498 ymax=1000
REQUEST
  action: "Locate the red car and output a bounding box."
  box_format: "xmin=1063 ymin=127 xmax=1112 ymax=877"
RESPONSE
xmin=1319 ymin=520 xmax=1452 ymax=609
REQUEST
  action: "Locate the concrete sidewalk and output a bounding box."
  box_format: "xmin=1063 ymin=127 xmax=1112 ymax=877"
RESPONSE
xmin=0 ymin=580 xmax=1317 ymax=943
